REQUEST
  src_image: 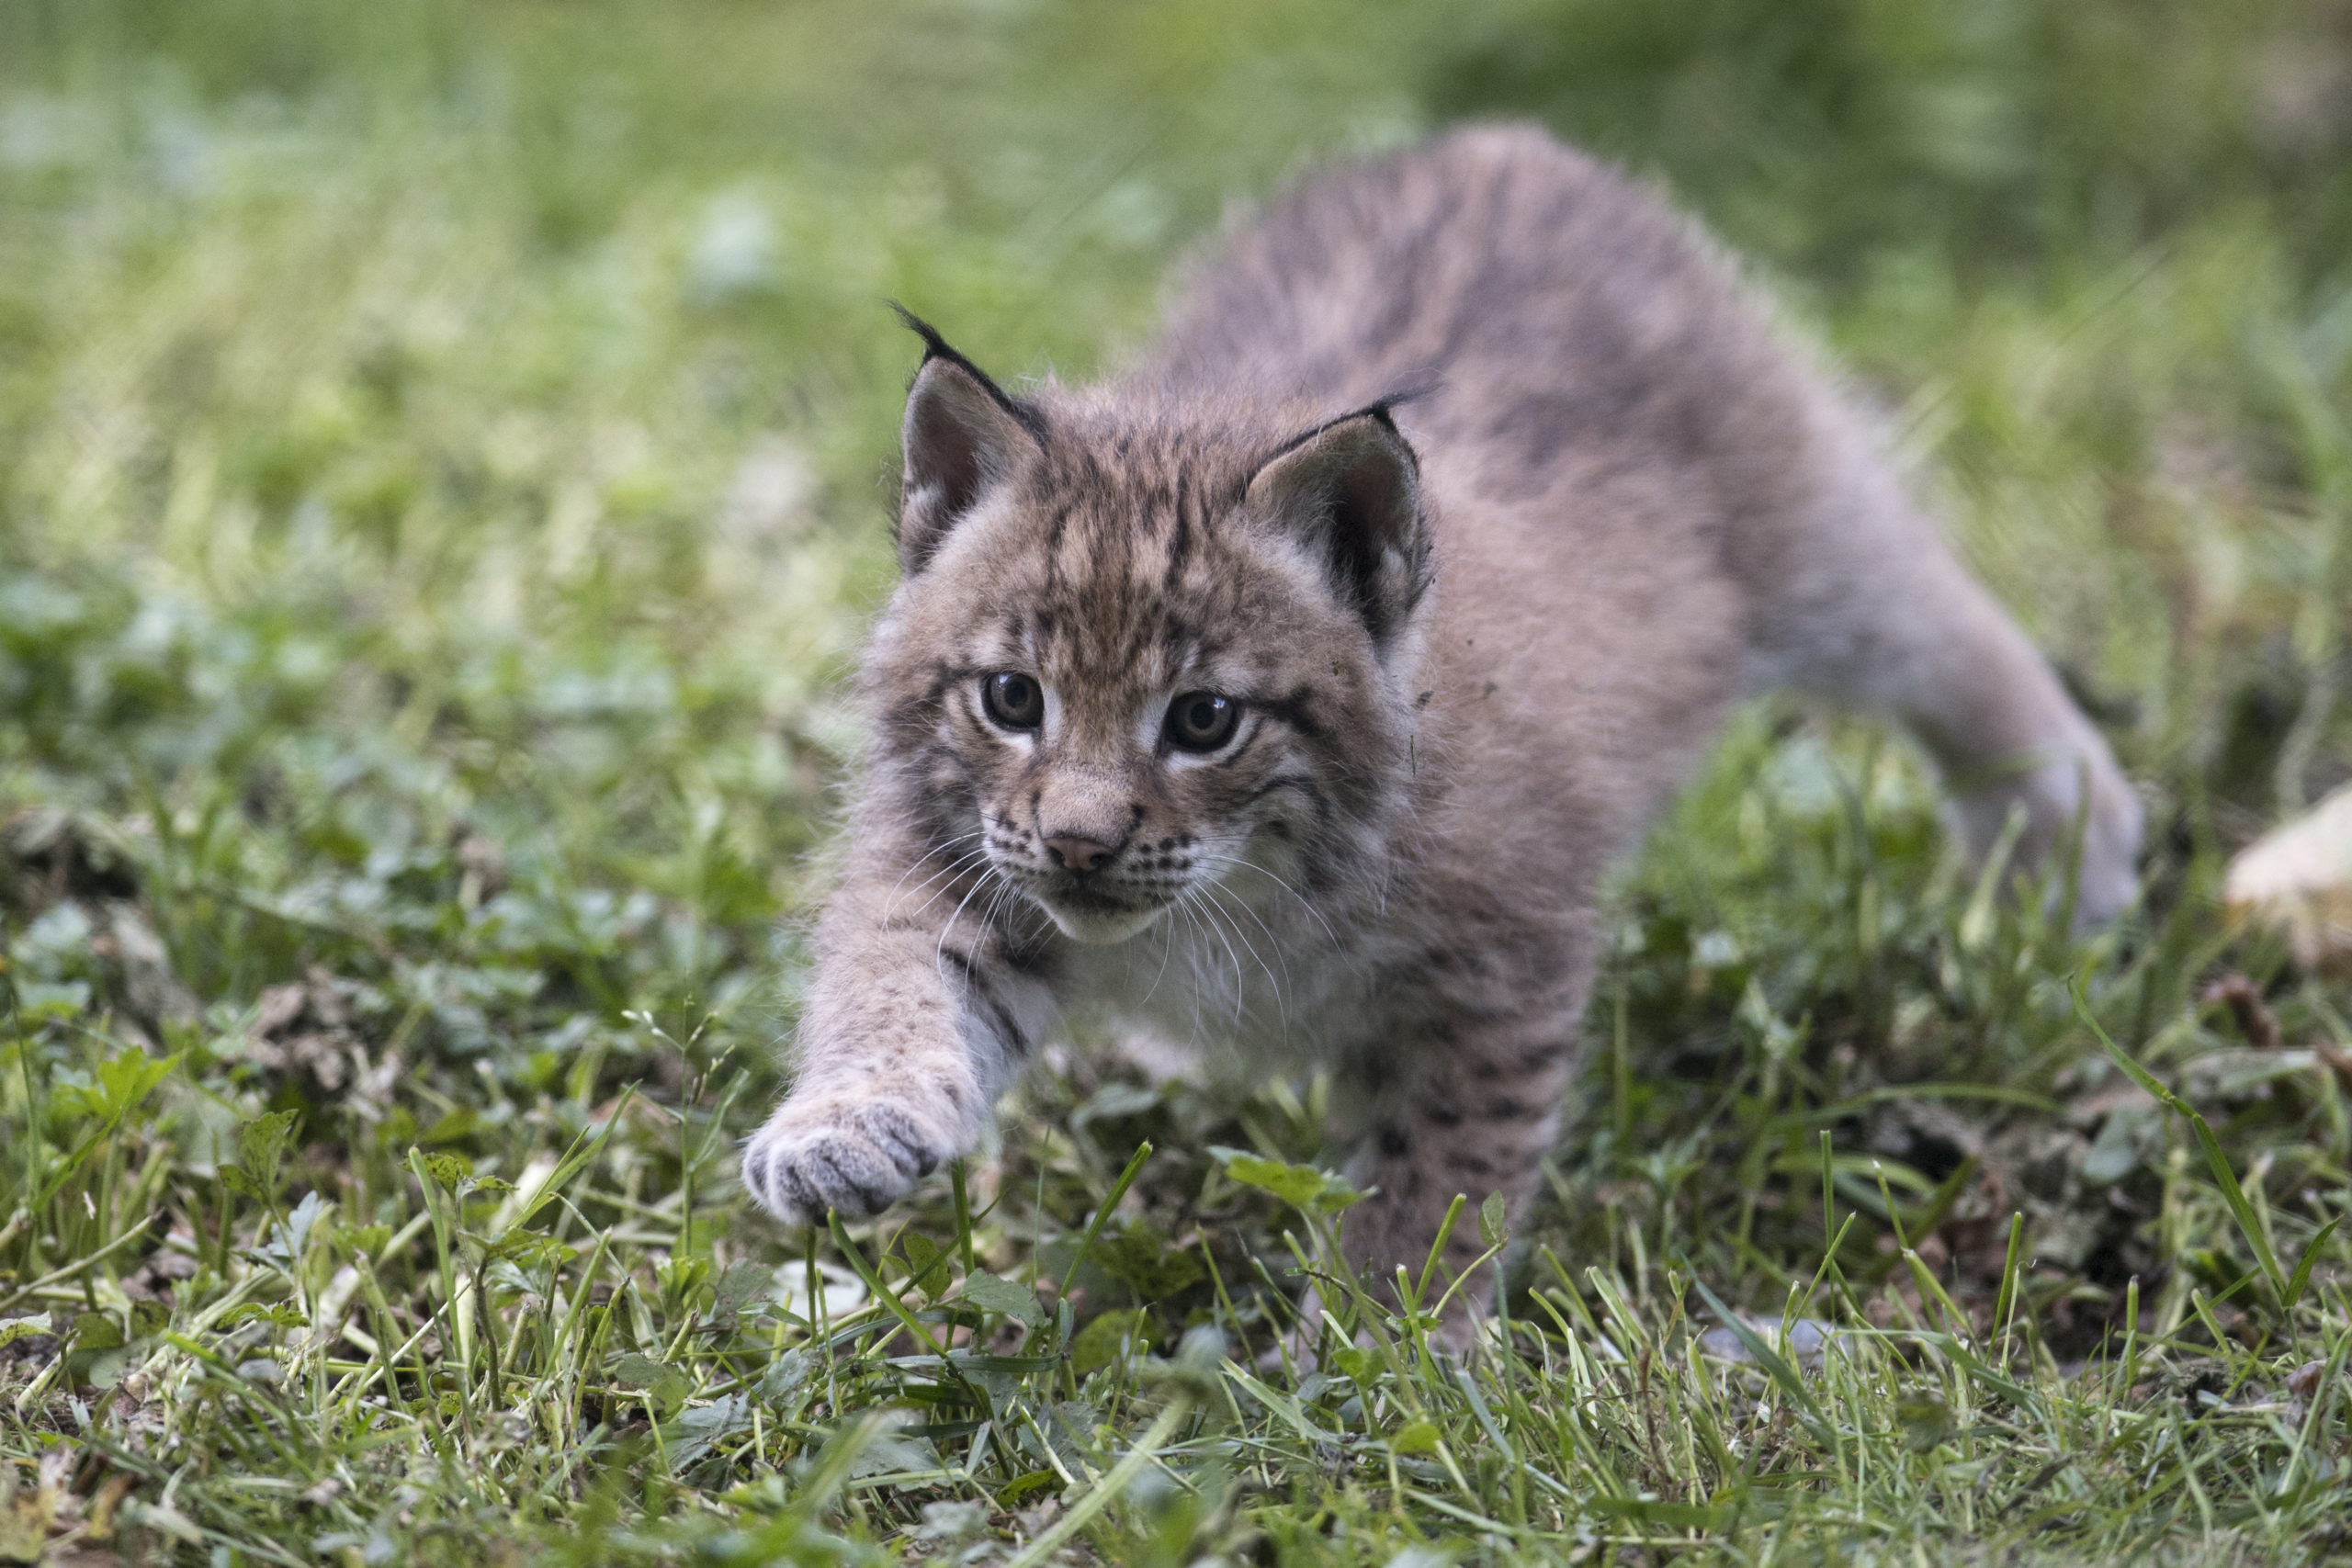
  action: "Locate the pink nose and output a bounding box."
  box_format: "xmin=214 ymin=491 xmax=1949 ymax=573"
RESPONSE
xmin=1044 ymin=834 xmax=1116 ymax=873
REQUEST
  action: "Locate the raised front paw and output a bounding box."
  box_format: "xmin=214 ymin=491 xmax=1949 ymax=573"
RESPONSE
xmin=739 ymin=1095 xmax=955 ymax=1226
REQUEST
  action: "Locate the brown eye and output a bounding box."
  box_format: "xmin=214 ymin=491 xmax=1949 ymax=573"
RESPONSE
xmin=981 ymin=671 xmax=1044 ymax=730
xmin=1166 ymin=692 xmax=1238 ymax=752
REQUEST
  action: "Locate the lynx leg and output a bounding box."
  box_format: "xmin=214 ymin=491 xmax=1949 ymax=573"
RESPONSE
xmin=1889 ymin=566 xmax=2141 ymax=928
xmin=741 ymin=843 xmax=1052 ymax=1227
xmin=1336 ymin=1003 xmax=1581 ymax=1351
xmin=1751 ymin=451 xmax=2142 ymax=929
xmin=1846 ymin=553 xmax=2138 ymax=929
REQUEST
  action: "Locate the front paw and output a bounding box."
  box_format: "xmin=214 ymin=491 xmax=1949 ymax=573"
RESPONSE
xmin=740 ymin=1096 xmax=954 ymax=1225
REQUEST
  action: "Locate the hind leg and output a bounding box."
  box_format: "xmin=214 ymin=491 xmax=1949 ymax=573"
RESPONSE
xmin=1873 ymin=562 xmax=2141 ymax=927
xmin=1746 ymin=442 xmax=2142 ymax=928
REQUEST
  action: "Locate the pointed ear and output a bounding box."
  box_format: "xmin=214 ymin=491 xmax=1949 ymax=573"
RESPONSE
xmin=1244 ymin=407 xmax=1428 ymax=647
xmin=896 ymin=322 xmax=1040 ymax=573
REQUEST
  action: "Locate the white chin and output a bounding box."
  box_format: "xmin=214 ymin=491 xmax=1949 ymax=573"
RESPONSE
xmin=1043 ymin=900 xmax=1166 ymax=944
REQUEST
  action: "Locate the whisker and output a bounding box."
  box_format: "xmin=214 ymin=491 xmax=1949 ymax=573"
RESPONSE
xmin=1138 ymin=894 xmax=1178 ymax=1006
xmin=1177 ymin=884 xmax=1251 ymax=1030
xmin=1170 ymin=893 xmax=1213 ymax=1043
xmin=1193 ymin=850 xmax=1349 ymax=955
xmin=877 ymin=834 xmax=974 ymax=920
xmin=1199 ymin=874 xmax=1295 ymax=997
xmin=1204 ymin=882 xmax=1290 ymax=1021
xmin=883 ymin=840 xmax=991 ymax=925
xmin=933 ymin=861 xmax=1008 ymax=976
xmin=1198 ymin=879 xmax=1287 ymax=1036
xmin=977 ymin=875 xmax=1027 ymax=947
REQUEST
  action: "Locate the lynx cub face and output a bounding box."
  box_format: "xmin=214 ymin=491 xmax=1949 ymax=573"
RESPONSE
xmin=741 ymin=127 xmax=2142 ymax=1344
xmin=869 ymin=342 xmax=1428 ymax=947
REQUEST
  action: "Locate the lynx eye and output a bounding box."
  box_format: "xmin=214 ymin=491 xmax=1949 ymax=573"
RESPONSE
xmin=1165 ymin=691 xmax=1239 ymax=752
xmin=981 ymin=671 xmax=1045 ymax=731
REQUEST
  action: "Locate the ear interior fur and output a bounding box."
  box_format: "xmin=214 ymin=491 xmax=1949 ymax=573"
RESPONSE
xmin=1245 ymin=409 xmax=1427 ymax=646
xmin=897 ymin=330 xmax=1038 ymax=573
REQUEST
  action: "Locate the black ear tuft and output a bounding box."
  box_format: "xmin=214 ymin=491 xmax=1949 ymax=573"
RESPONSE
xmin=890 ymin=308 xmax=1042 ymax=573
xmin=888 ymin=301 xmax=956 ymax=361
xmin=1245 ymin=402 xmax=1429 ymax=648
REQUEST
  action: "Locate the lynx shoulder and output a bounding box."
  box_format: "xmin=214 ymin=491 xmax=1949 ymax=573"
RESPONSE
xmin=740 ymin=125 xmax=2141 ymax=1340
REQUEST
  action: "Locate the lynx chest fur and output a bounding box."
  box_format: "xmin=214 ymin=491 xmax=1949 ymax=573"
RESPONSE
xmin=741 ymin=125 xmax=2141 ymax=1340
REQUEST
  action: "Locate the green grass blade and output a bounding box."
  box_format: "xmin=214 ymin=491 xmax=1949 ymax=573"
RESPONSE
xmin=827 ymin=1210 xmax=952 ymax=1362
xmin=1993 ymin=1212 xmax=2025 ymax=1353
xmin=1693 ymin=1279 xmax=1835 ymax=1449
xmin=1059 ymin=1140 xmax=1154 ymax=1300
xmin=2071 ymin=979 xmax=2287 ymax=1302
xmin=2284 ymin=1216 xmax=2342 ymax=1310
xmin=509 ymin=1086 xmax=633 ymax=1235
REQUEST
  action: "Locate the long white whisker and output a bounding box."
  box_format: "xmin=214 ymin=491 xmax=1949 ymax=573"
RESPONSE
xmin=933 ymin=861 xmax=1007 ymax=976
xmin=879 ymin=848 xmax=956 ymax=924
xmin=934 ymin=869 xmax=1033 ymax=1069
xmin=1199 ymin=876 xmax=1288 ymax=1034
xmin=1170 ymin=893 xmax=1212 ymax=1044
xmin=977 ymin=875 xmax=1026 ymax=950
xmin=895 ymin=854 xmax=990 ymax=926
xmin=1193 ymin=850 xmax=1347 ymax=954
xmin=1178 ymin=884 xmax=1251 ymax=1030
xmin=884 ymin=840 xmax=990 ymax=925
xmin=1139 ymin=894 xmax=1178 ymax=1005
xmin=1198 ymin=873 xmax=1294 ymax=995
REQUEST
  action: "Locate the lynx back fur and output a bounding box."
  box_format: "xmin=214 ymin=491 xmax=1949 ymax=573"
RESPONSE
xmin=740 ymin=125 xmax=2141 ymax=1340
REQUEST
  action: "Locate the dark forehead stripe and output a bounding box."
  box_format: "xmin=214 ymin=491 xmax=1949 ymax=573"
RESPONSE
xmin=1043 ymin=501 xmax=1071 ymax=565
xmin=1036 ymin=538 xmax=1242 ymax=680
xmin=1006 ymin=425 xmax=1248 ymax=681
xmin=1166 ymin=469 xmax=1193 ymax=581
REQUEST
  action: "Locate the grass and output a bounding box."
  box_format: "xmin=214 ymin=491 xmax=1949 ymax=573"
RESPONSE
xmin=2 ymin=0 xmax=2350 ymax=1562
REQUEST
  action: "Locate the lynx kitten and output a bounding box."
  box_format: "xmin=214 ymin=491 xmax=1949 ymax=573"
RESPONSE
xmin=741 ymin=126 xmax=2140 ymax=1339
